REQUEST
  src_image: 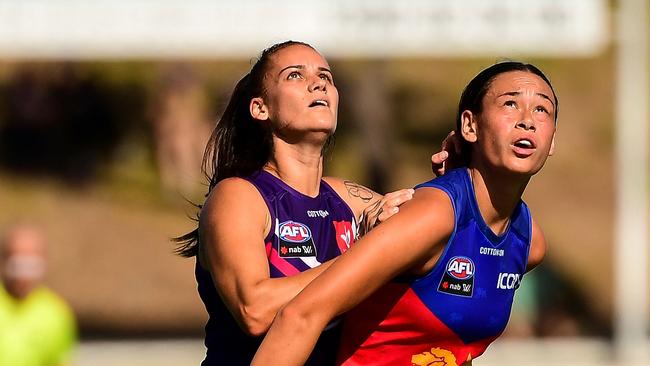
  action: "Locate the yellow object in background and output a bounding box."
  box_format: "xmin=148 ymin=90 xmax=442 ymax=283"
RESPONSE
xmin=0 ymin=285 xmax=76 ymax=366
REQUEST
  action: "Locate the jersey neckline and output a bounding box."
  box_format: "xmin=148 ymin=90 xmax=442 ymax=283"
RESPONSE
xmin=463 ymin=168 xmax=521 ymax=247
xmin=258 ymin=169 xmax=326 ymax=200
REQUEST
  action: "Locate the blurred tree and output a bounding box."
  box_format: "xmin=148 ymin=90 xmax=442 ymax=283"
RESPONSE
xmin=347 ymin=62 xmax=395 ymax=193
xmin=0 ymin=64 xmax=122 ymax=184
xmin=149 ymin=63 xmax=210 ymax=197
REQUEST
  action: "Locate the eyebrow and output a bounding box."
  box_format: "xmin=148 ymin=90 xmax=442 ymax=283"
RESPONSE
xmin=278 ymin=65 xmax=333 ymax=76
xmin=498 ymin=91 xmax=555 ymax=107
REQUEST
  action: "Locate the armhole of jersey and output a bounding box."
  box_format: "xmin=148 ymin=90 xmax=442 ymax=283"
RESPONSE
xmin=197 ymin=178 xmax=275 ymax=269
xmin=321 ymin=179 xmax=358 ymax=230
xmin=242 ymin=177 xmax=276 ymax=244
xmin=412 ymin=185 xmax=459 ymax=282
xmin=522 ymin=202 xmax=533 ymax=275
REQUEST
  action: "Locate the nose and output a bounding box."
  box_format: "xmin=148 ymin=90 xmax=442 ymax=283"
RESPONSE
xmin=308 ymin=76 xmax=327 ymax=94
xmin=516 ymin=112 xmax=536 ymax=131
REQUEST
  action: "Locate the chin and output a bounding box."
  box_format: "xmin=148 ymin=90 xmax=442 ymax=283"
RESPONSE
xmin=317 ymin=116 xmax=336 ymax=128
xmin=312 ymin=120 xmax=336 ymax=134
xmin=505 ymin=160 xmax=547 ymax=176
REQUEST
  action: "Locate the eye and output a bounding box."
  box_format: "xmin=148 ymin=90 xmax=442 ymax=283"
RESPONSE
xmin=287 ymin=71 xmax=302 ymax=80
xmin=535 ymin=105 xmax=550 ymax=114
xmin=319 ymin=73 xmax=333 ymax=83
xmin=504 ymin=100 xmax=517 ymax=108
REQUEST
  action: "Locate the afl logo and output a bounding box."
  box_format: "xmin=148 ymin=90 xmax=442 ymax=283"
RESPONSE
xmin=446 ymin=256 xmax=475 ymax=280
xmin=278 ymin=221 xmax=312 ymax=243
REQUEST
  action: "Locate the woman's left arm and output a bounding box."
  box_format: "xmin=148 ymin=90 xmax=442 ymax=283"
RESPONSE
xmin=251 ymin=187 xmax=455 ymax=366
xmin=526 ymin=218 xmax=547 ymax=272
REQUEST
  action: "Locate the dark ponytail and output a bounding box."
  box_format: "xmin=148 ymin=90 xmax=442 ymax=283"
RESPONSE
xmin=174 ymin=40 xmax=313 ymax=257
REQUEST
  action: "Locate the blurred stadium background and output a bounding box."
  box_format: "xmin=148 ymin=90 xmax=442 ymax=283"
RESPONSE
xmin=0 ymin=0 xmax=648 ymax=365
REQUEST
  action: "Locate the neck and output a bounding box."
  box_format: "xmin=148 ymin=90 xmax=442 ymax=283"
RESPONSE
xmin=264 ymin=136 xmax=325 ymax=197
xmin=468 ymin=165 xmax=530 ymax=236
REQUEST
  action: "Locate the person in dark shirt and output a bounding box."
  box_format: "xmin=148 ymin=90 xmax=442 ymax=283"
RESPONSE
xmin=175 ymin=41 xmax=453 ymax=365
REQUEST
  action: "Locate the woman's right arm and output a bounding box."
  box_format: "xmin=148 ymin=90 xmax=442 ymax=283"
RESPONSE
xmin=251 ymin=188 xmax=455 ymax=365
xmin=199 ymin=178 xmax=335 ymax=336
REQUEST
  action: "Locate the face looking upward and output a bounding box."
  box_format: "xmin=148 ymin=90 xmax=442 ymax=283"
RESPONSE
xmin=460 ymin=70 xmax=556 ymax=176
xmin=250 ymin=44 xmax=339 ymax=142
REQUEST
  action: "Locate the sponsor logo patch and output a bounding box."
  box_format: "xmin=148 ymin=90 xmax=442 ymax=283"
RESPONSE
xmin=438 ymin=256 xmax=475 ymax=297
xmin=497 ymin=272 xmax=521 ymax=290
xmin=278 ymin=221 xmax=317 ymax=258
xmin=332 ymin=221 xmax=354 ymax=253
xmin=446 ymin=256 xmax=474 ymax=279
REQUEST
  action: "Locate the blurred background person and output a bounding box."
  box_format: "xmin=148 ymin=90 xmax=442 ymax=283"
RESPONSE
xmin=0 ymin=222 xmax=77 ymax=366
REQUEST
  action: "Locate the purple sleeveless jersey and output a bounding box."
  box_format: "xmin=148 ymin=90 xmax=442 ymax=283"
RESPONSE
xmin=196 ymin=170 xmax=357 ymax=366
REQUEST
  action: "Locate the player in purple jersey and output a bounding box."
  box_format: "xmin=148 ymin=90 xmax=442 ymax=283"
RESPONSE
xmin=253 ymin=62 xmax=558 ymax=366
xmin=173 ymin=41 xmax=453 ymax=365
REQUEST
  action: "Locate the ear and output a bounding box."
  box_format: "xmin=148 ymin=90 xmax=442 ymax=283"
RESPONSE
xmin=548 ymin=133 xmax=556 ymax=156
xmin=460 ymin=110 xmax=478 ymax=143
xmin=250 ymin=97 xmax=269 ymax=121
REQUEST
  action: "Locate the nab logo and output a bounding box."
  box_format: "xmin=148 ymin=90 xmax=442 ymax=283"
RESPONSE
xmin=278 ymin=221 xmax=312 ymax=243
xmin=446 ymin=256 xmax=475 ymax=280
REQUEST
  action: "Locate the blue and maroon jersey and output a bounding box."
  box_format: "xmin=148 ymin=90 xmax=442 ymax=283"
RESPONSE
xmin=196 ymin=169 xmax=357 ymax=366
xmin=337 ymin=168 xmax=532 ymax=366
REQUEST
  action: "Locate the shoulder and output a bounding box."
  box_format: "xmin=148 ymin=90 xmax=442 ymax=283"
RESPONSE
xmin=209 ymin=177 xmax=261 ymax=200
xmin=415 ymin=169 xmax=468 ymax=213
xmin=397 ymin=186 xmax=455 ymax=237
xmin=30 ymin=287 xmax=75 ymax=322
xmin=415 ymin=169 xmax=467 ymax=213
xmin=322 ymin=176 xmax=380 ymax=218
xmin=199 ymin=178 xmax=271 ymax=261
xmin=416 ymin=168 xmax=466 ymax=191
xmin=412 ymin=185 xmax=455 ymax=214
xmin=200 ymin=177 xmax=269 ymax=231
xmin=202 ymin=178 xmax=266 ymax=216
xmin=322 ymin=177 xmax=377 ymax=203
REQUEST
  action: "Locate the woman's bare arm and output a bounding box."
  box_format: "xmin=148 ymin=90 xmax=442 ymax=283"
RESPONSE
xmin=251 ymin=187 xmax=455 ymax=365
xmin=200 ymin=178 xmax=336 ymax=336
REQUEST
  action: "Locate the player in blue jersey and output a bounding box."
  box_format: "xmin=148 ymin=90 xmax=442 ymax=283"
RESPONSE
xmin=253 ymin=61 xmax=557 ymax=366
xmin=174 ymin=41 xmax=452 ymax=365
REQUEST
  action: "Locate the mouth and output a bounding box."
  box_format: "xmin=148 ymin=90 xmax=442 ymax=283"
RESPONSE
xmin=511 ymin=138 xmax=536 ymax=157
xmin=309 ymin=99 xmax=329 ymax=108
xmin=513 ymin=138 xmax=536 ymax=149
